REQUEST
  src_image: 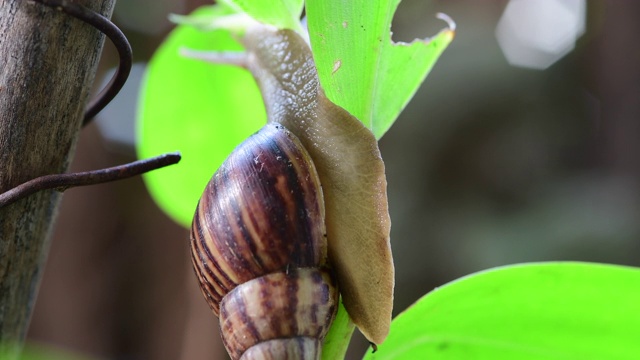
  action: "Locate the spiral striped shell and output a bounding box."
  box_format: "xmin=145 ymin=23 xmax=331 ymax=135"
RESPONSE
xmin=190 ymin=123 xmax=338 ymax=359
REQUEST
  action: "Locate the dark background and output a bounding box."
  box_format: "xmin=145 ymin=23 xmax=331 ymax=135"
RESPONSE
xmin=25 ymin=1 xmax=640 ymax=359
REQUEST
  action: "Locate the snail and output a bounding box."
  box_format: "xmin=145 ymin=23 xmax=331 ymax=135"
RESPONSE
xmin=189 ymin=23 xmax=394 ymax=359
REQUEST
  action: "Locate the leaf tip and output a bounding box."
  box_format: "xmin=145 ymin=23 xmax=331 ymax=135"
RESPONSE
xmin=436 ymin=12 xmax=456 ymax=32
xmin=436 ymin=12 xmax=456 ymax=41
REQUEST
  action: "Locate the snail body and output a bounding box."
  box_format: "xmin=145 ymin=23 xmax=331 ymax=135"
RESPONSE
xmin=190 ymin=23 xmax=394 ymax=359
xmin=239 ymin=26 xmax=394 ymax=345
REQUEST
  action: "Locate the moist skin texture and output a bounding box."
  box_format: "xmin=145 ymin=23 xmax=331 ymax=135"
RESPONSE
xmin=241 ymin=25 xmax=394 ymax=345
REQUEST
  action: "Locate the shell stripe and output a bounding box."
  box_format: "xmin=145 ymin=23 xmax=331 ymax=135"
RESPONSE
xmin=195 ymin=200 xmax=235 ymax=290
xmin=218 ymin=268 xmax=337 ymax=359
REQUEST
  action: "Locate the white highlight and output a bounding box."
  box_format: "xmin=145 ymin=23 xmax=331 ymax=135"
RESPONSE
xmin=495 ymin=0 xmax=586 ymax=70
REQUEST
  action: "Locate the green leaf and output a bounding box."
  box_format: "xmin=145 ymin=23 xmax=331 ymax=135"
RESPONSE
xmin=137 ymin=5 xmax=266 ymax=227
xmin=220 ymin=0 xmax=304 ymax=33
xmin=364 ymin=262 xmax=640 ymax=359
xmin=322 ymin=298 xmax=356 ymax=360
xmin=306 ymin=0 xmax=454 ymax=139
xmin=0 ymin=341 xmax=92 ymax=360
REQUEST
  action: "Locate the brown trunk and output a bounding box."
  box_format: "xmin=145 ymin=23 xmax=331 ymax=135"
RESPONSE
xmin=0 ymin=0 xmax=116 ymax=356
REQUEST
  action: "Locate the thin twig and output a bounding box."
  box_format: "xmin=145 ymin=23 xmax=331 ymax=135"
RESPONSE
xmin=32 ymin=0 xmax=133 ymax=126
xmin=0 ymin=153 xmax=181 ymax=208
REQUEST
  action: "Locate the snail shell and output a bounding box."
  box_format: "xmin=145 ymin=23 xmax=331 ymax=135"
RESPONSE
xmin=191 ymin=123 xmax=338 ymax=359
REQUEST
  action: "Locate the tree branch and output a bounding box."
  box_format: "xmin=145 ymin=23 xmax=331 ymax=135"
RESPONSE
xmin=0 ymin=0 xmax=117 ymax=356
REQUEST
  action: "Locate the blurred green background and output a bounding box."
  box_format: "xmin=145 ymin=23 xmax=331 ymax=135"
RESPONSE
xmin=25 ymin=1 xmax=640 ymax=359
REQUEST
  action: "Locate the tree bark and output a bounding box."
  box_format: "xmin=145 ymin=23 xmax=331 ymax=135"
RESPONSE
xmin=0 ymin=0 xmax=116 ymax=356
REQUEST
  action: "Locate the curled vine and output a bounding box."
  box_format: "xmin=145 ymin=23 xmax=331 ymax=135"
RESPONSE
xmin=0 ymin=1 xmax=180 ymax=207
